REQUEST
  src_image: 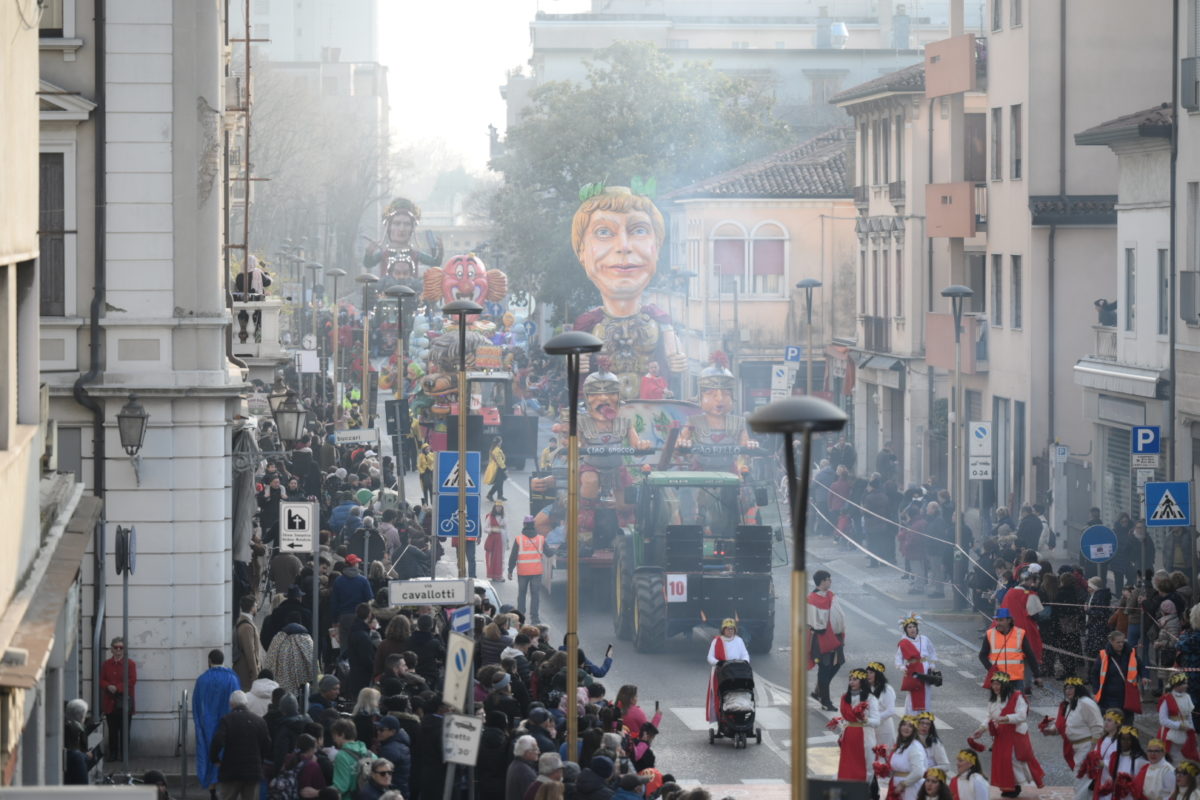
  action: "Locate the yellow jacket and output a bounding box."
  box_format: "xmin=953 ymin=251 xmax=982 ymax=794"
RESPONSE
xmin=490 ymin=446 xmax=507 ymax=470
xmin=417 ymin=451 xmax=435 ymax=474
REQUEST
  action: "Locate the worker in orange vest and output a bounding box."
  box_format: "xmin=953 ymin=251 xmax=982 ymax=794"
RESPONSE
xmin=1090 ymin=629 xmax=1143 ymax=724
xmin=978 ymin=608 xmax=1042 ymax=693
xmin=507 ymin=516 xmax=546 ymax=624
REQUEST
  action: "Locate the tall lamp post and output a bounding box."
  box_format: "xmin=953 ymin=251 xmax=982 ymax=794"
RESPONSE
xmin=442 ymin=299 xmax=484 ymax=579
xmin=796 ymin=278 xmax=823 ymax=396
xmin=941 ymin=285 xmax=974 ymax=610
xmin=326 ymin=268 xmax=346 ymax=404
xmin=115 ymin=393 xmax=149 ymax=773
xmin=356 ymin=272 xmax=380 ymax=424
xmin=385 ymin=283 xmax=417 ymax=505
xmin=543 ymin=330 xmax=604 ymax=765
xmin=748 ymin=396 xmax=846 ymax=799
xmin=271 ymin=389 xmax=315 ymax=675
xmin=305 ymin=262 xmax=323 ymax=396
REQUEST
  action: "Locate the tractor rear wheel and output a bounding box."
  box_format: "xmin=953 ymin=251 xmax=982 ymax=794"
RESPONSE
xmin=633 ymin=571 xmax=667 ymax=653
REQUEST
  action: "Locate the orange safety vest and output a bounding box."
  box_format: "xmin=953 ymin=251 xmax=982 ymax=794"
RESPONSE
xmin=986 ymin=625 xmax=1027 ymax=681
xmin=516 ymin=534 xmax=545 ymax=576
xmin=1095 ymin=649 xmax=1138 ymax=701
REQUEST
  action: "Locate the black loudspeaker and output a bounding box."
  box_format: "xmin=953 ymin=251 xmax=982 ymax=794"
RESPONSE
xmin=735 ymin=525 xmax=773 ymax=573
xmin=664 ymin=525 xmax=703 ymax=571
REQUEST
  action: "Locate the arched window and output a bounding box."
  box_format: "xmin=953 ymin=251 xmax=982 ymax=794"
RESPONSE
xmin=710 ymin=222 xmax=747 ymax=295
xmin=750 ymin=222 xmax=787 ymax=295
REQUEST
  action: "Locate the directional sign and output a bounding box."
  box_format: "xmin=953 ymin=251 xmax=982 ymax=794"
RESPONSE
xmin=442 ymin=632 xmax=475 ymax=712
xmin=436 ymin=451 xmax=480 ymax=495
xmin=388 ymin=578 xmax=474 ymax=607
xmin=1146 ymin=481 xmax=1192 ymax=527
xmin=784 ymin=345 xmax=803 ymax=363
xmin=1080 ymin=525 xmax=1118 ymax=564
xmin=449 ymin=605 xmax=473 ymax=634
xmin=443 ymin=713 xmax=484 ymax=766
xmin=436 ymin=493 xmax=481 ymax=539
xmin=279 ymin=501 xmax=317 ymax=553
xmin=969 ymin=421 xmax=991 ymax=457
xmin=770 ymin=364 xmax=790 ymax=391
xmin=333 ymin=428 xmax=380 ymax=446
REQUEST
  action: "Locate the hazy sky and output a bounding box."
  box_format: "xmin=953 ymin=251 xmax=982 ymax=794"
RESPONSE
xmin=376 ymin=0 xmax=589 ymax=173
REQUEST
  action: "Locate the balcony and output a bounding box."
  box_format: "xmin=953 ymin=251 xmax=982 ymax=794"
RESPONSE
xmin=889 ymin=181 xmax=906 ymax=205
xmin=854 ymin=184 xmax=869 ymax=209
xmin=1093 ymin=324 xmax=1118 ymax=361
xmin=231 ymin=298 xmax=287 ymax=361
xmin=862 ymin=315 xmax=891 ymax=353
xmin=974 ymin=183 xmax=987 ymax=231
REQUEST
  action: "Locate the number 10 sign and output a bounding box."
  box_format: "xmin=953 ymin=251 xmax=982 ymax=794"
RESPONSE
xmin=666 ymin=573 xmax=688 ymax=604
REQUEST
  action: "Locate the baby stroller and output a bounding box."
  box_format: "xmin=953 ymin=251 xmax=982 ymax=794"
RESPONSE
xmin=708 ymin=659 xmax=762 ymax=749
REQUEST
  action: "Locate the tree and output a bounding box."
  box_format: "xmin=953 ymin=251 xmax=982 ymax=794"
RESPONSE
xmin=488 ymin=41 xmax=791 ymax=316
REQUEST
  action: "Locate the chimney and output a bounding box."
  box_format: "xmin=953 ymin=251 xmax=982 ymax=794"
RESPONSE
xmin=816 ymin=6 xmax=832 ymax=49
xmin=892 ymin=4 xmax=912 ymax=49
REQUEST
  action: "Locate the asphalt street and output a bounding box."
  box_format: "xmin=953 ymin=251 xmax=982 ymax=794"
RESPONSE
xmin=390 ymin=450 xmax=1092 ymax=793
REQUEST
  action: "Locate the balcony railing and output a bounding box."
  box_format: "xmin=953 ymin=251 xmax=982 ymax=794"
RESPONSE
xmin=889 ymin=180 xmax=906 ymax=204
xmin=854 ymin=184 xmax=869 ymax=208
xmin=1093 ymin=324 xmax=1117 ymax=361
xmin=974 ymin=182 xmax=988 ymax=230
xmin=862 ymin=315 xmax=891 ymax=353
xmin=232 ymin=298 xmax=287 ymax=360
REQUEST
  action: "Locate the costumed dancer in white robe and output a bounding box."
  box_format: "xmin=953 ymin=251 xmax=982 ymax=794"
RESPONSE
xmin=835 ymin=668 xmax=882 ymax=782
xmin=951 ymin=750 xmax=990 ymax=800
xmin=1160 ymin=673 xmax=1200 ymax=762
xmin=1136 ymin=739 xmax=1178 ymax=800
xmin=1095 ymin=726 xmax=1148 ymax=800
xmin=917 ymin=711 xmax=950 ymax=770
xmin=869 ymin=660 xmax=899 ymax=748
xmin=1039 ymin=676 xmax=1104 ymax=800
xmin=896 ymin=614 xmax=939 ymax=713
xmin=885 ymin=715 xmax=929 ymax=800
xmin=972 ymin=671 xmax=1045 ymax=797
xmin=1168 ymin=759 xmax=1200 ymax=800
xmin=915 ymin=768 xmax=952 ymax=800
xmin=705 ymin=618 xmax=750 ymax=723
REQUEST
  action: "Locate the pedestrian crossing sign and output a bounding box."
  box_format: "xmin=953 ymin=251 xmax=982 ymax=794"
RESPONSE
xmin=1145 ymin=481 xmax=1192 ymax=527
xmin=436 ymin=451 xmax=480 ymax=495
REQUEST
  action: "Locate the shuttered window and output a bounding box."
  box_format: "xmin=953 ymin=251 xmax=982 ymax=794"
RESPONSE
xmin=39 ymin=152 xmax=66 ymax=317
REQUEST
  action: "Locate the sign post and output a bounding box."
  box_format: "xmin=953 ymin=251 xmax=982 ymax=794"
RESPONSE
xmin=1145 ymin=481 xmax=1193 ymax=527
xmin=442 ymin=714 xmax=484 ymax=766
xmin=387 ymin=578 xmax=474 ymax=607
xmin=279 ymin=501 xmax=317 ymax=554
xmin=1080 ymin=524 xmax=1118 ymax=564
xmin=968 ymin=421 xmax=992 ymax=480
xmin=442 ymin=631 xmax=475 ymax=713
xmin=1132 ymin=426 xmax=1162 ymax=469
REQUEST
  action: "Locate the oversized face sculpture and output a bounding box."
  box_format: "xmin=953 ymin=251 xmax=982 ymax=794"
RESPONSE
xmin=386 ymin=214 xmax=415 ymax=246
xmin=440 ymin=255 xmax=489 ymax=304
xmin=578 ymin=209 xmax=659 ymax=302
xmin=699 ymin=387 xmax=734 ymax=417
xmin=586 ymin=389 xmax=621 ymax=422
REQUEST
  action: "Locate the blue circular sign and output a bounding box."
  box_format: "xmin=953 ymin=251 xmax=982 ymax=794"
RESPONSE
xmin=1080 ymin=524 xmax=1118 ymax=564
xmin=454 ymin=648 xmax=468 ymax=671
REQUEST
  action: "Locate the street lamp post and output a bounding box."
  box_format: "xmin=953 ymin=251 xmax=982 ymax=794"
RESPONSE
xmin=442 ymin=299 xmax=484 ymax=579
xmin=544 ymin=330 xmax=604 ymax=766
xmin=326 ymin=268 xmax=346 ymax=404
xmin=385 ymin=283 xmax=417 ymax=505
xmin=796 ymin=279 xmax=823 ymax=396
xmin=748 ymin=396 xmax=847 ymax=799
xmin=115 ymin=393 xmax=149 ymax=774
xmin=941 ymin=285 xmax=975 ymax=610
xmin=271 ymin=389 xmax=315 ymax=676
xmin=305 ymin=262 xmax=323 ymax=397
xmin=356 ymin=273 xmax=380 ymax=425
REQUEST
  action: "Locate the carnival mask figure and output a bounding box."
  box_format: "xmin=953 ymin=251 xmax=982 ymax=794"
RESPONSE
xmin=571 ymin=186 xmax=686 ymax=399
xmin=679 ymin=354 xmax=756 ymax=471
xmin=364 ymin=197 xmax=443 ymax=280
xmin=422 ymin=253 xmax=508 ymax=308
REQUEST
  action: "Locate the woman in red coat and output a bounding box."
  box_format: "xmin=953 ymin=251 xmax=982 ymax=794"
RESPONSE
xmin=483 ymin=503 xmax=508 ymax=582
xmin=99 ymin=636 xmax=137 ymax=760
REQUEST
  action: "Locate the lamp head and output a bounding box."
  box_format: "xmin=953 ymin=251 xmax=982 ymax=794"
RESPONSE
xmin=441 ymin=299 xmax=484 ymax=318
xmin=355 ymin=272 xmax=380 ymax=286
xmin=795 ymin=278 xmax=823 ymax=291
xmin=305 ymin=261 xmax=324 ymax=273
xmin=326 ymin=267 xmax=346 ymax=278
xmin=385 ymin=284 xmax=417 ymax=299
xmin=940 ymin=284 xmax=974 ymax=300
xmin=748 ymin=396 xmax=848 ymax=435
xmin=543 ymin=331 xmax=604 ymax=356
xmin=116 ymin=393 xmax=150 ymax=456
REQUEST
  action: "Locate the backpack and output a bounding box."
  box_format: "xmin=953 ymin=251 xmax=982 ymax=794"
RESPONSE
xmin=267 ymin=754 xmax=304 ymax=800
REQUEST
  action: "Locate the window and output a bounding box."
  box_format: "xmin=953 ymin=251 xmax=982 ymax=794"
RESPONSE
xmin=991 ymin=254 xmax=1003 ymax=326
xmin=895 ymin=114 xmax=905 ymax=183
xmin=859 ymin=123 xmax=869 ymax=185
xmin=711 ymin=223 xmax=747 ymax=295
xmin=992 ymin=0 xmax=1004 ymax=30
xmin=39 ymin=0 xmax=63 ymax=36
xmin=881 ymin=249 xmax=891 ymax=318
xmin=1010 ymin=255 xmax=1022 ymax=328
xmin=1125 ymin=247 xmax=1137 ymax=331
xmin=1010 ymin=105 xmax=1022 ymax=179
xmin=1011 ymin=0 xmax=1022 ymax=26
xmin=750 ymin=222 xmax=787 ymax=295
xmin=967 ymin=253 xmax=987 ymax=314
xmin=965 ymin=114 xmax=987 ymax=182
xmin=880 ymin=118 xmax=891 ymax=183
xmin=1159 ymin=248 xmax=1170 ymax=335
xmin=895 ymin=248 xmax=904 ymax=317
xmin=872 ymin=121 xmax=881 ymax=184
xmin=1191 ymin=182 xmax=1200 ymax=269
xmin=39 ymin=152 xmax=66 ymax=317
xmin=872 ymin=250 xmax=881 ymax=315
xmin=859 ymin=250 xmax=867 ymax=314
xmin=991 ymin=108 xmax=1003 ymax=181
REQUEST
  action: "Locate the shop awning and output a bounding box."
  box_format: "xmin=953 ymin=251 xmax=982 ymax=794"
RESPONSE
xmin=858 ymin=355 xmax=903 ymax=372
xmin=1073 ymin=357 xmax=1166 ymax=400
xmin=0 ymin=495 xmax=101 ymax=690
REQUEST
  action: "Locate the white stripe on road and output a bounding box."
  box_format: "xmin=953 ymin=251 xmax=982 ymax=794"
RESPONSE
xmin=958 ymin=669 xmax=975 ymax=679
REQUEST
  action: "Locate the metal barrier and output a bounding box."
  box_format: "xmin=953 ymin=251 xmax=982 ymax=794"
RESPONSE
xmin=176 ymin=689 xmax=189 ymax=798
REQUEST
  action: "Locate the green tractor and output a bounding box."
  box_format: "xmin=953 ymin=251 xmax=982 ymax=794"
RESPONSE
xmin=612 ymin=470 xmax=782 ymax=654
